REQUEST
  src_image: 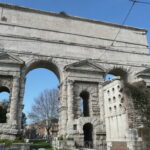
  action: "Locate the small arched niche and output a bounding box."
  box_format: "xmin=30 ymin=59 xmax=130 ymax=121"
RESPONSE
xmin=0 ymin=86 xmax=10 ymax=123
xmin=80 ymin=91 xmax=90 ymax=117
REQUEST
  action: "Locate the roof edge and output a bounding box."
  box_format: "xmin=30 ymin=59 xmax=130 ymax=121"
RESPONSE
xmin=0 ymin=3 xmax=148 ymax=33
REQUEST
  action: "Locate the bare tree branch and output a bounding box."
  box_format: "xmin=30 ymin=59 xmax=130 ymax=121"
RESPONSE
xmin=28 ymin=89 xmax=59 ymax=140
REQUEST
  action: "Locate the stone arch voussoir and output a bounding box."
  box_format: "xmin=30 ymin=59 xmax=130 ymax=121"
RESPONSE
xmin=22 ymin=56 xmax=62 ymax=81
xmin=106 ymin=65 xmax=131 ymax=81
xmin=78 ymin=117 xmax=100 ymax=134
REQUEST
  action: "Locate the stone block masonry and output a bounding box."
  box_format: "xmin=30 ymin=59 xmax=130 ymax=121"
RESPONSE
xmin=0 ymin=3 xmax=149 ymax=150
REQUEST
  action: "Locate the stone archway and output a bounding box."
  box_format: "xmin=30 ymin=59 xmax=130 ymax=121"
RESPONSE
xmin=83 ymin=123 xmax=93 ymax=148
xmin=0 ymin=4 xmax=149 ymax=149
xmin=0 ymin=86 xmax=10 ymax=123
xmin=23 ymin=57 xmax=61 ymax=79
xmin=17 ymin=58 xmax=61 ymax=130
xmin=105 ymin=66 xmax=129 ymax=82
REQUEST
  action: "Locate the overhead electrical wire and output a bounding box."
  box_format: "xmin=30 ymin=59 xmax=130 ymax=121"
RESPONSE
xmin=111 ymin=1 xmax=136 ymax=46
xmin=130 ymin=0 xmax=150 ymax=5
xmin=129 ymin=0 xmax=150 ymax=52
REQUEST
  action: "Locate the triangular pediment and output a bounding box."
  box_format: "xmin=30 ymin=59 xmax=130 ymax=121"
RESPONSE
xmin=65 ymin=59 xmax=105 ymax=73
xmin=0 ymin=52 xmax=24 ymax=65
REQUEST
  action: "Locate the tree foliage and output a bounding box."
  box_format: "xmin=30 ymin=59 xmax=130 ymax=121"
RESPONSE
xmin=24 ymin=127 xmax=37 ymax=139
xmin=28 ymin=89 xmax=59 ymax=140
xmin=21 ymin=112 xmax=27 ymax=129
xmin=0 ymin=100 xmax=8 ymax=123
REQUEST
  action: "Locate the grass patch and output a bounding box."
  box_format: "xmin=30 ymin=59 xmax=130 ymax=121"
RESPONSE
xmin=0 ymin=139 xmax=13 ymax=147
xmin=0 ymin=139 xmax=25 ymax=147
xmin=0 ymin=139 xmax=53 ymax=149
xmin=30 ymin=140 xmax=52 ymax=150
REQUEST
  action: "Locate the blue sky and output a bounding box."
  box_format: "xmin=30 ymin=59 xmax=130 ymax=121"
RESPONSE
xmin=0 ymin=0 xmax=150 ymax=122
xmin=23 ymin=69 xmax=59 ymax=115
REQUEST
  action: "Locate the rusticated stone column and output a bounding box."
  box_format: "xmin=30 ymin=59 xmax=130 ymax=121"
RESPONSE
xmin=59 ymin=80 xmax=68 ymax=136
xmin=9 ymin=76 xmax=20 ymax=125
xmin=17 ymin=77 xmax=26 ymax=130
xmin=98 ymin=83 xmax=105 ymax=130
xmin=67 ymin=79 xmax=74 ymax=121
xmin=67 ymin=79 xmax=74 ymax=136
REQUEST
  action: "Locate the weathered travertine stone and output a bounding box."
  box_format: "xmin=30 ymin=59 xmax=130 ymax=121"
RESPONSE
xmin=9 ymin=77 xmax=20 ymax=125
xmin=0 ymin=3 xmax=149 ymax=150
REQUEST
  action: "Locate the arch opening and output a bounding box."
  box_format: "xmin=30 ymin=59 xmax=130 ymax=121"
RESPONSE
xmin=23 ymin=60 xmax=60 ymax=127
xmin=0 ymin=86 xmax=10 ymax=93
xmin=0 ymin=87 xmax=10 ymax=123
xmin=83 ymin=123 xmax=93 ymax=148
xmin=80 ymin=91 xmax=89 ymax=117
xmin=105 ymin=68 xmax=128 ymax=81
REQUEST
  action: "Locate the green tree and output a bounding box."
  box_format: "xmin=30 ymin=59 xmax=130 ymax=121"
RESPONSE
xmin=0 ymin=100 xmax=8 ymax=123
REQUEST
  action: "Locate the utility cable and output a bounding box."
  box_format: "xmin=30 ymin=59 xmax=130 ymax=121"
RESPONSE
xmin=111 ymin=1 xmax=136 ymax=46
xmin=130 ymin=0 xmax=150 ymax=5
xmin=129 ymin=0 xmax=150 ymax=54
xmin=129 ymin=0 xmax=150 ymax=53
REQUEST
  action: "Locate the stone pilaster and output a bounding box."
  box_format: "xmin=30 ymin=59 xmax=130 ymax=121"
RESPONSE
xmin=67 ymin=79 xmax=74 ymax=136
xmin=58 ymin=80 xmax=68 ymax=136
xmin=67 ymin=79 xmax=74 ymax=121
xmin=18 ymin=77 xmax=26 ymax=130
xmin=98 ymin=83 xmax=105 ymax=130
xmin=61 ymin=80 xmax=68 ymax=135
xmin=8 ymin=76 xmax=20 ymax=125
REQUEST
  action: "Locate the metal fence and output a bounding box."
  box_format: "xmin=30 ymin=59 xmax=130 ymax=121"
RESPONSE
xmin=0 ymin=143 xmax=30 ymax=150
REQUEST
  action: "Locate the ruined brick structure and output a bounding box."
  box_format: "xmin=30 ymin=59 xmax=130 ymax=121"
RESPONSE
xmin=0 ymin=3 xmax=150 ymax=150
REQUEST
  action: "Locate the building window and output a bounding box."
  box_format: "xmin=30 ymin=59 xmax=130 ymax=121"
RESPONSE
xmin=80 ymin=91 xmax=90 ymax=117
xmin=73 ymin=124 xmax=77 ymax=130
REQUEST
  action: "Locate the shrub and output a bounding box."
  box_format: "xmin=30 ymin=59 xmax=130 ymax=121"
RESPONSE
xmin=58 ymin=136 xmax=64 ymax=140
xmin=0 ymin=139 xmax=13 ymax=147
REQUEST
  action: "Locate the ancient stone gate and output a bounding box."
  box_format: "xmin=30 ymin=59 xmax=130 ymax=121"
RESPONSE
xmin=0 ymin=3 xmax=150 ymax=150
